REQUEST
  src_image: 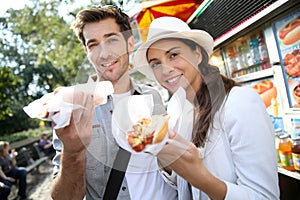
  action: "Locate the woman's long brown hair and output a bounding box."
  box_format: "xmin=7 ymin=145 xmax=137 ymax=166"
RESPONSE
xmin=179 ymin=39 xmax=240 ymax=147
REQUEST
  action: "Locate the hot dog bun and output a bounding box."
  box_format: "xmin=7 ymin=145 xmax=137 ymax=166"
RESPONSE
xmin=127 ymin=114 xmax=169 ymax=152
xmin=252 ymin=80 xmax=277 ymax=108
xmin=279 ymin=16 xmax=300 ymax=45
xmin=24 ymin=81 xmax=114 ymax=121
xmin=283 ymin=25 xmax=300 ymax=45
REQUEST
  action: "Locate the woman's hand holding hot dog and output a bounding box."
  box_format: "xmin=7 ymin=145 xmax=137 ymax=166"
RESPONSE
xmin=157 ymin=130 xmax=227 ymax=200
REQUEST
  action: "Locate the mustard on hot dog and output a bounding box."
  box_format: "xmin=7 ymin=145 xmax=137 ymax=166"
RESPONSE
xmin=279 ymin=16 xmax=300 ymax=45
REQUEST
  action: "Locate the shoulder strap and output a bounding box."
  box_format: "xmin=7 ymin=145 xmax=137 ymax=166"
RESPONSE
xmin=103 ymin=90 xmax=141 ymax=200
xmin=103 ymin=147 xmax=131 ymax=200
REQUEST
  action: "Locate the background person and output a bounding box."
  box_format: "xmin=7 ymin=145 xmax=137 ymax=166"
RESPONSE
xmin=134 ymin=16 xmax=280 ymax=200
xmin=0 ymin=141 xmax=27 ymax=200
xmin=50 ymin=5 xmax=177 ymax=200
xmin=0 ymin=178 xmax=11 ymax=200
xmin=39 ymin=133 xmax=55 ymax=156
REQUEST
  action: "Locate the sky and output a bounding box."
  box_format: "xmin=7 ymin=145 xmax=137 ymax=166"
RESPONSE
xmin=0 ymin=0 xmax=29 ymax=15
xmin=0 ymin=0 xmax=138 ymax=16
xmin=0 ymin=0 xmax=92 ymax=16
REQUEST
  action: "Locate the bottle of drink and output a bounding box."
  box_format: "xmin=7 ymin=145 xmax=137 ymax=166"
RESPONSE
xmin=290 ymin=118 xmax=300 ymax=139
xmin=292 ymin=137 xmax=300 ymax=173
xmin=278 ymin=134 xmax=294 ymax=171
xmin=275 ymin=134 xmax=281 ymax=164
xmin=228 ymin=46 xmax=240 ymax=76
xmin=258 ymin=32 xmax=269 ymax=69
xmin=249 ymin=35 xmax=261 ymax=65
xmin=237 ymin=40 xmax=249 ymax=69
xmin=258 ymin=32 xmax=268 ymax=62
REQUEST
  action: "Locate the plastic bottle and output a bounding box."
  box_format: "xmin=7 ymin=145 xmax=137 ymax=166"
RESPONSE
xmin=290 ymin=118 xmax=300 ymax=139
xmin=292 ymin=137 xmax=300 ymax=172
xmin=278 ymin=134 xmax=294 ymax=171
xmin=237 ymin=40 xmax=249 ymax=69
xmin=249 ymin=35 xmax=261 ymax=65
xmin=228 ymin=46 xmax=239 ymax=71
xmin=275 ymin=134 xmax=281 ymax=164
xmin=258 ymin=32 xmax=268 ymax=62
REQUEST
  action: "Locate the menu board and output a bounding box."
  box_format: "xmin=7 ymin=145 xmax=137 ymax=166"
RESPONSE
xmin=273 ymin=10 xmax=300 ymax=109
xmin=244 ymin=78 xmax=282 ymax=117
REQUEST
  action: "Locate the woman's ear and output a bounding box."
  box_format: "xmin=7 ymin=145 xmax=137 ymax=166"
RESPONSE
xmin=195 ymin=46 xmax=203 ymax=65
xmin=127 ymin=35 xmax=135 ymax=55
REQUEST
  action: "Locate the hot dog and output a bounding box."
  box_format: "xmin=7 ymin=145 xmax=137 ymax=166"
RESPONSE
xmin=127 ymin=114 xmax=169 ymax=152
xmin=279 ymin=16 xmax=300 ymax=45
xmin=24 ymin=81 xmax=114 ymax=121
xmin=252 ymin=80 xmax=277 ymax=108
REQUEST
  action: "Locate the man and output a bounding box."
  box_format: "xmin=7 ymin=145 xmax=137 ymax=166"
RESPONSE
xmin=50 ymin=5 xmax=177 ymax=200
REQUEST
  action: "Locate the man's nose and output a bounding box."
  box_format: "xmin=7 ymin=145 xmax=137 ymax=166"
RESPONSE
xmin=98 ymin=43 xmax=110 ymax=59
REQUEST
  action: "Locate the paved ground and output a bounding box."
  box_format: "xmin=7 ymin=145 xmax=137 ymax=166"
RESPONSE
xmin=8 ymin=160 xmax=53 ymax=200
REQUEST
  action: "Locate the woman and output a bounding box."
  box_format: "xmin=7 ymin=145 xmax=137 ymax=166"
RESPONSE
xmin=0 ymin=141 xmax=27 ymax=200
xmin=133 ymin=17 xmax=279 ymax=200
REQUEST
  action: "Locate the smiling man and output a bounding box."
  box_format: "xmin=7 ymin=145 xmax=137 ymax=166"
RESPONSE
xmin=50 ymin=5 xmax=177 ymax=200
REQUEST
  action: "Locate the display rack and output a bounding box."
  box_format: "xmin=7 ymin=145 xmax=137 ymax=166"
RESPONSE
xmin=278 ymin=167 xmax=300 ymax=180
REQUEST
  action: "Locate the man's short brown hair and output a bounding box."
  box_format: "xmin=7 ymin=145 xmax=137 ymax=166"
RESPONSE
xmin=71 ymin=6 xmax=133 ymax=46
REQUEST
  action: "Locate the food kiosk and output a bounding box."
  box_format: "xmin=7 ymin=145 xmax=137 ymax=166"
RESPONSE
xmin=187 ymin=0 xmax=300 ymax=199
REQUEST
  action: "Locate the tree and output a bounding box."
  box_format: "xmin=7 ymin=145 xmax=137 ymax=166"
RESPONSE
xmin=0 ymin=66 xmax=22 ymax=120
xmin=0 ymin=0 xmax=88 ymax=134
xmin=0 ymin=0 xmax=139 ymax=134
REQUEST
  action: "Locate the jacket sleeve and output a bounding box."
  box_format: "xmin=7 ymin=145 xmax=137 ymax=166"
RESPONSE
xmin=223 ymin=87 xmax=279 ymax=200
xmin=52 ymin=129 xmax=62 ymax=179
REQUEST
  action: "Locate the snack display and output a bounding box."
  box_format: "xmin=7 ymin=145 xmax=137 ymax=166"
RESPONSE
xmin=252 ymin=80 xmax=277 ymax=108
xmin=284 ymin=49 xmax=300 ymax=78
xmin=279 ymin=16 xmax=300 ymax=45
xmin=127 ymin=114 xmax=169 ymax=152
xmin=293 ymin=83 xmax=300 ymax=104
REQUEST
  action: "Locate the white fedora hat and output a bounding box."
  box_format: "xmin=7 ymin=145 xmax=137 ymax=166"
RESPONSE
xmin=133 ymin=16 xmax=214 ymax=80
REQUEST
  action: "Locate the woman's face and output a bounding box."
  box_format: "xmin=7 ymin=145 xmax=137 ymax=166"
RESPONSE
xmin=147 ymin=39 xmax=202 ymax=95
xmin=3 ymin=145 xmax=9 ymax=156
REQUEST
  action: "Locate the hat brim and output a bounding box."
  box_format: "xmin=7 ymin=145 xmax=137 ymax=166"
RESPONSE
xmin=133 ymin=30 xmax=214 ymax=80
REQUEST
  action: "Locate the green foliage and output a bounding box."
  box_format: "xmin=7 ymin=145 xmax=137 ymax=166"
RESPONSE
xmin=0 ymin=66 xmax=22 ymax=120
xmin=0 ymin=0 xmax=87 ymax=134
xmin=0 ymin=127 xmax=52 ymax=144
xmin=0 ymin=0 xmax=141 ymax=134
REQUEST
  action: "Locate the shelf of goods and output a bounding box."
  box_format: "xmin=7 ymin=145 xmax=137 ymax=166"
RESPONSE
xmin=278 ymin=167 xmax=300 ymax=180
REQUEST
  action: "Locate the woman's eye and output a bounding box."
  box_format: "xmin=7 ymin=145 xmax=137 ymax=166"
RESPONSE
xmin=170 ymin=52 xmax=178 ymax=59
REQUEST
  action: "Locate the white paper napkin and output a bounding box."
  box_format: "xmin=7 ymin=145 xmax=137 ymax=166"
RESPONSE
xmin=112 ymin=87 xmax=194 ymax=156
xmin=23 ymin=81 xmax=114 ymax=129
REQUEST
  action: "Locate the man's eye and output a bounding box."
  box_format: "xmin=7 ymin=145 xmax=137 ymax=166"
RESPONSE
xmin=87 ymin=43 xmax=97 ymax=50
xmin=150 ymin=62 xmax=160 ymax=68
xmin=107 ymin=38 xmax=119 ymax=43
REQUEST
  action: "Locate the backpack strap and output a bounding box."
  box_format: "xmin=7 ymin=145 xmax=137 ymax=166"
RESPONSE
xmin=103 ymin=147 xmax=131 ymax=200
xmin=103 ymin=90 xmax=141 ymax=200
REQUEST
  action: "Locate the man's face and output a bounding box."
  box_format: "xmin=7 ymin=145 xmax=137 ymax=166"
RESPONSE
xmin=83 ymin=18 xmax=134 ymax=83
